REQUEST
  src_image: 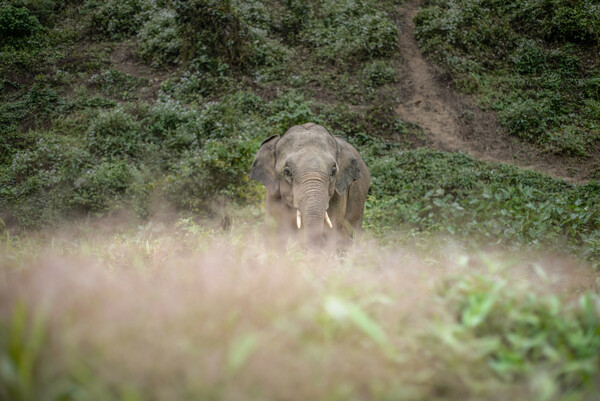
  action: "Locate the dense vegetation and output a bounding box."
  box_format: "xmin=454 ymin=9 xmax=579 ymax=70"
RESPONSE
xmin=0 ymin=0 xmax=406 ymax=227
xmin=1 ymin=1 xmax=600 ymax=400
xmin=1 ymin=0 xmax=598 ymax=262
xmin=1 ymin=225 xmax=599 ymax=401
xmin=415 ymin=0 xmax=600 ymax=159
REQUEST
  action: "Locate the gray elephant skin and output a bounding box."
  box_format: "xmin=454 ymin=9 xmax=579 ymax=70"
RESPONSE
xmin=250 ymin=123 xmax=370 ymax=246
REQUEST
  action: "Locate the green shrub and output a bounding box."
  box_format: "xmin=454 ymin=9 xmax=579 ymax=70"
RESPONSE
xmin=0 ymin=84 xmax=63 ymax=133
xmin=88 ymin=69 xmax=148 ymax=100
xmin=158 ymin=69 xmax=233 ymax=102
xmin=17 ymin=0 xmax=55 ymax=26
xmin=161 ymin=92 xmax=268 ymax=210
xmin=266 ymin=90 xmax=319 ymax=131
xmin=302 ymin=1 xmax=398 ymax=63
xmin=146 ymin=100 xmax=196 ymax=151
xmin=275 ymin=0 xmax=311 ymax=42
xmin=0 ymin=4 xmax=42 ymax=44
xmin=361 ymin=60 xmax=398 ymax=87
xmin=137 ymin=8 xmax=181 ymax=68
xmin=87 ymin=108 xmax=143 ymax=158
xmin=583 ymin=77 xmax=600 ymax=100
xmin=415 ymin=0 xmax=599 ymax=154
xmin=173 ymin=0 xmax=254 ymax=69
xmin=84 ymin=0 xmax=152 ymax=39
xmin=441 ymin=273 xmax=600 ymax=387
xmin=511 ymin=39 xmax=546 ymax=74
xmin=545 ymin=126 xmax=590 ymax=157
xmin=515 ymin=0 xmax=600 ymax=44
xmin=365 ymin=149 xmax=600 ymax=259
xmin=70 ymin=160 xmax=133 ymax=212
xmin=499 ymin=98 xmax=552 ymax=141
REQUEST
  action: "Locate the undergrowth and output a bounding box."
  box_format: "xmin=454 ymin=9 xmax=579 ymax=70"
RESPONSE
xmin=0 ymin=0 xmax=599 ymax=261
xmin=415 ymin=0 xmax=600 ymax=156
xmin=0 ymin=224 xmax=598 ymax=401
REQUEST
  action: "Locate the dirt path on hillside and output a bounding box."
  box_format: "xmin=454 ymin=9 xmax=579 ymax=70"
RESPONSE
xmin=396 ymin=1 xmax=597 ymax=182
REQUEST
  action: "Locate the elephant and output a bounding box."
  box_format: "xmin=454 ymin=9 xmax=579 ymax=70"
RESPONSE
xmin=250 ymin=123 xmax=370 ymax=247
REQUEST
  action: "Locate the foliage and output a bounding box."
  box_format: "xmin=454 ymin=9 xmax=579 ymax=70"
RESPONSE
xmin=364 ymin=148 xmax=600 ymax=260
xmin=0 ymin=4 xmax=43 ymax=42
xmin=84 ymin=0 xmax=153 ymax=39
xmin=87 ymin=108 xmax=144 ymax=159
xmin=173 ymin=0 xmax=256 ymax=70
xmin=415 ymin=0 xmax=600 ymax=155
xmin=0 ymin=226 xmax=599 ymax=401
xmin=266 ymin=90 xmax=319 ymax=131
xmin=437 ymin=267 xmax=600 ymax=390
xmin=299 ymin=0 xmax=398 ymax=63
xmin=0 ymin=0 xmax=598 ymax=266
xmin=137 ymin=8 xmax=181 ymax=67
xmin=88 ymin=69 xmax=149 ymax=100
xmin=361 ymin=60 xmax=398 ymax=88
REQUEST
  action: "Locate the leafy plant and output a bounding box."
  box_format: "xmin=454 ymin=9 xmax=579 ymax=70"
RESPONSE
xmin=0 ymin=4 xmax=43 ymax=43
xmin=84 ymin=0 xmax=152 ymax=39
xmin=415 ymin=0 xmax=600 ymax=154
xmin=137 ymin=8 xmax=181 ymax=68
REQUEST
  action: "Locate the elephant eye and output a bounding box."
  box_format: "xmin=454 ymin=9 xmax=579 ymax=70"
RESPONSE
xmin=284 ymin=167 xmax=292 ymax=177
xmin=331 ymin=165 xmax=337 ymax=176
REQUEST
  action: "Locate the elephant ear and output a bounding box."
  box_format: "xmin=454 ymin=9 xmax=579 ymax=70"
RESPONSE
xmin=334 ymin=137 xmax=362 ymax=195
xmin=250 ymin=134 xmax=280 ymax=193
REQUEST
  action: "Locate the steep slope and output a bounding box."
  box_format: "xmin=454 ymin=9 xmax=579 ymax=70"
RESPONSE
xmin=396 ymin=0 xmax=599 ymax=182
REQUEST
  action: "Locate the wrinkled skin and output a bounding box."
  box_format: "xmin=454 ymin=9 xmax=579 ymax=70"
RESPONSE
xmin=251 ymin=123 xmax=370 ymax=247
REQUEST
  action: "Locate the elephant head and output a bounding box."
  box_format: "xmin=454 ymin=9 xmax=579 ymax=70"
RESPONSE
xmin=250 ymin=123 xmax=363 ymax=246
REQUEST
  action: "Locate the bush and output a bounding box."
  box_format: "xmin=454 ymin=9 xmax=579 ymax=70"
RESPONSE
xmin=88 ymin=69 xmax=148 ymax=100
xmin=302 ymin=1 xmax=398 ymax=63
xmin=415 ymin=0 xmax=599 ymax=154
xmin=137 ymin=8 xmax=181 ymax=67
xmin=173 ymin=0 xmax=254 ymax=70
xmin=146 ymin=99 xmax=196 ymax=151
xmin=361 ymin=60 xmax=398 ymax=87
xmin=511 ymin=39 xmax=546 ymax=74
xmin=0 ymin=4 xmax=42 ymax=43
xmin=17 ymin=0 xmax=55 ymax=26
xmin=70 ymin=160 xmax=133 ymax=211
xmin=499 ymin=98 xmax=552 ymax=141
xmin=84 ymin=0 xmax=152 ymax=39
xmin=87 ymin=108 xmax=143 ymax=158
xmin=266 ymin=90 xmax=319 ymax=131
xmin=515 ymin=0 xmax=600 ymax=44
xmin=162 ymin=92 xmax=268 ymax=210
xmin=366 ymin=148 xmax=600 ymax=259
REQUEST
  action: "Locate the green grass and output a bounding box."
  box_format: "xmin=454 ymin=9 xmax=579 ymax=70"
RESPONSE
xmin=363 ymin=148 xmax=600 ymax=262
xmin=0 ymin=223 xmax=598 ymax=401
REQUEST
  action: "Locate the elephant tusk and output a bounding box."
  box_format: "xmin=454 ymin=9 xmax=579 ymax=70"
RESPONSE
xmin=297 ymin=210 xmax=301 ymax=229
xmin=325 ymin=212 xmax=333 ymax=228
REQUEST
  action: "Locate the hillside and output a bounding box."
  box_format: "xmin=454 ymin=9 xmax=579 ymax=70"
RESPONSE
xmin=398 ymin=1 xmax=600 ymax=181
xmin=1 ymin=0 xmax=598 ymax=259
xmin=1 ymin=1 xmax=600 ymax=400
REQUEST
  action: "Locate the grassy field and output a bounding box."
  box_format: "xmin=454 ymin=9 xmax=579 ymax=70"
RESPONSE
xmin=1 ymin=220 xmax=599 ymax=401
xmin=1 ymin=0 xmax=599 ymax=399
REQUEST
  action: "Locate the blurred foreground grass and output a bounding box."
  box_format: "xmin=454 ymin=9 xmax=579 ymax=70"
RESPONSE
xmin=1 ymin=217 xmax=599 ymax=401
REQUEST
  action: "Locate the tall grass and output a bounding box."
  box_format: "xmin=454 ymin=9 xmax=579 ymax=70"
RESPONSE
xmin=1 ymin=217 xmax=598 ymax=401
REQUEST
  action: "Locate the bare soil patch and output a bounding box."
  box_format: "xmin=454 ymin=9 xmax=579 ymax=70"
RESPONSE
xmin=396 ymin=0 xmax=599 ymax=182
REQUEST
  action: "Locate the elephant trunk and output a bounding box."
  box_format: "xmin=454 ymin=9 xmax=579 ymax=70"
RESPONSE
xmin=295 ymin=174 xmax=329 ymax=247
